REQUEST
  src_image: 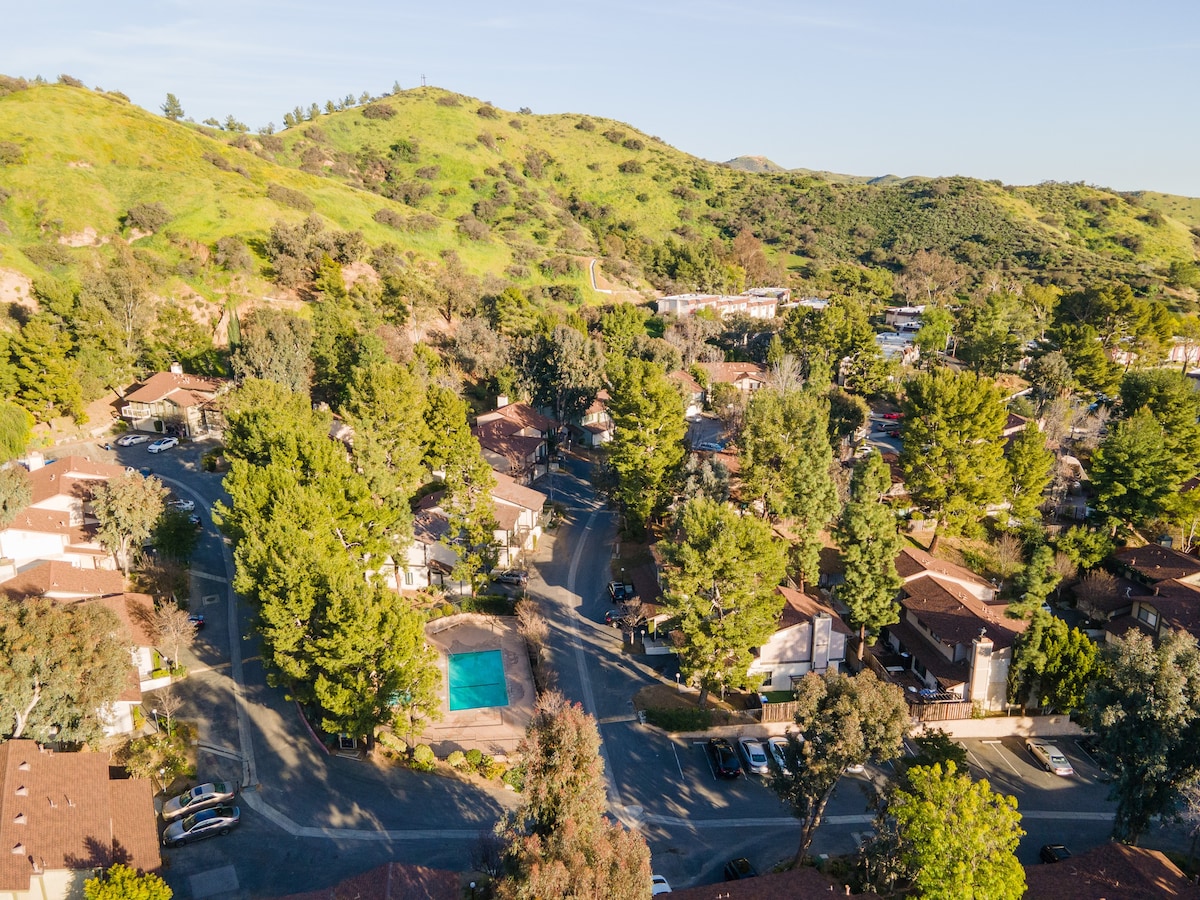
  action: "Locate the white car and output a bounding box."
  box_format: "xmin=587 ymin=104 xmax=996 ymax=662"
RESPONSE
xmin=1026 ymin=740 xmax=1074 ymax=776
xmin=116 ymin=433 xmax=150 ymax=447
xmin=161 ymin=781 xmax=237 ymax=821
xmin=767 ymin=736 xmax=794 ymax=775
xmin=148 ymin=437 xmax=179 ymax=453
xmin=168 ymin=498 xmax=196 ymax=512
xmin=738 ymin=737 xmax=770 ymax=775
xmin=651 ymin=874 xmax=672 ymax=895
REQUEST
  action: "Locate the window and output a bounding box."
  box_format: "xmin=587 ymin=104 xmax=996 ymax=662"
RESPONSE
xmin=759 ymin=671 xmax=773 ymax=687
xmin=404 ymin=571 xmax=414 ymax=586
xmin=1137 ymin=605 xmax=1158 ymax=629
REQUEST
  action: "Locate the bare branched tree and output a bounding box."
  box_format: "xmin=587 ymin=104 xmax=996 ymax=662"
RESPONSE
xmin=152 ymin=604 xmax=197 ymax=670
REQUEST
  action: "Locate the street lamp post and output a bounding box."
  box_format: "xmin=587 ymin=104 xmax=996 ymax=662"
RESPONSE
xmin=675 ymin=672 xmax=681 ymax=692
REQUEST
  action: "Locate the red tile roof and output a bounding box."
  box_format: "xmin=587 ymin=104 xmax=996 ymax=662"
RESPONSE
xmin=1023 ymin=841 xmax=1200 ymax=899
xmin=0 ymin=561 xmax=125 ymax=599
xmin=0 ymin=741 xmax=160 ymax=891
xmin=699 ymin=361 xmax=768 ymax=386
xmin=276 ymin=861 xmax=461 ymax=900
xmin=91 ymin=593 xmax=157 ymax=647
xmin=667 ymin=369 xmax=702 ymax=394
xmin=4 ymin=507 xmax=89 ymax=539
xmin=27 ymin=457 xmax=128 ymax=507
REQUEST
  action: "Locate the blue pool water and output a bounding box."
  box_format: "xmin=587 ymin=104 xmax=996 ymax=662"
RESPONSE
xmin=448 ymin=650 xmax=509 ymax=710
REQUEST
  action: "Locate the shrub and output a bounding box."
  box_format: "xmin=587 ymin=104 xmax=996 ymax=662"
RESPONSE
xmin=476 ymin=131 xmax=497 ymax=152
xmin=386 ymin=181 xmax=432 ymax=206
xmin=213 ymin=236 xmax=253 ymax=272
xmin=415 ymin=165 xmax=440 ymax=180
xmin=618 ymin=160 xmax=644 ymax=174
xmin=202 ymin=151 xmax=232 ymax=171
xmin=456 ymin=215 xmax=490 ymax=242
xmin=410 ymin=744 xmax=436 ymax=771
xmin=0 ymin=141 xmax=25 ymax=166
xmin=440 ymin=602 xmax=455 ymax=617
xmin=481 ymin=758 xmax=506 ymax=780
xmin=407 ymin=213 xmax=440 ymax=232
xmin=465 ymin=748 xmax=484 ymax=768
xmin=374 ymin=208 xmax=405 ymax=229
xmin=476 ymin=103 xmax=500 ymax=119
xmin=362 ymin=103 xmax=397 ymax=120
xmin=622 ymin=137 xmax=645 ymax=151
xmin=266 ymin=183 xmax=315 ymax=211
xmin=575 ymin=117 xmax=596 ymax=131
xmin=0 ymin=76 xmax=29 ymax=97
xmin=502 ymin=764 xmax=525 ymax=791
xmin=260 ymin=134 xmax=284 ymax=154
xmin=22 ymin=243 xmax=73 ymax=270
xmin=602 ymin=129 xmax=625 ymax=144
xmin=446 ymin=750 xmax=467 ymax=769
xmin=436 ymin=94 xmax=461 ymax=107
xmin=57 ymin=74 xmax=85 ymax=87
xmin=124 ymin=202 xmax=171 ymax=232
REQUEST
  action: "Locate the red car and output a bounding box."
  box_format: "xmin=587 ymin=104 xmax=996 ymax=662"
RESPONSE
xmin=882 ymin=412 xmax=904 ymax=420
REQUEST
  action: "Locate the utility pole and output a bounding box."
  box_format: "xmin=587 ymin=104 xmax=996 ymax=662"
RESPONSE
xmin=421 ymin=74 xmax=427 ymax=87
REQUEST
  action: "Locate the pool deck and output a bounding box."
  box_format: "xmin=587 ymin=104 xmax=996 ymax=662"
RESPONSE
xmin=422 ymin=614 xmax=534 ymax=757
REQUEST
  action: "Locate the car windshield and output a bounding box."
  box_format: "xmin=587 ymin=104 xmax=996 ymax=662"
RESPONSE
xmin=182 ymin=809 xmax=218 ymax=830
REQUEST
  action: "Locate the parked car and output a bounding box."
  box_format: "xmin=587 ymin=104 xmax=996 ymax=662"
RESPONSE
xmin=767 ymin=736 xmax=795 ymax=776
xmin=651 ymin=874 xmax=672 ymax=895
xmin=694 ymin=441 xmax=725 ymax=452
xmin=116 ymin=433 xmax=151 ymax=446
xmin=882 ymin=412 xmax=905 ymax=420
xmin=607 ymin=581 xmax=636 ymax=602
xmin=148 ymin=437 xmax=179 ymax=453
xmin=883 ymin=427 xmax=902 ymax=438
xmin=492 ymin=569 xmax=528 ymax=586
xmin=168 ymin=498 xmax=196 ymax=512
xmin=161 ymin=782 xmax=237 ymax=822
xmin=1026 ymin=740 xmax=1074 ymax=776
xmin=706 ymin=738 xmax=743 ymax=778
xmin=738 ymin=737 xmax=770 ymax=775
xmin=162 ymin=805 xmax=240 ymax=847
xmin=188 ymin=513 xmax=203 ymax=528
xmin=1040 ymin=844 xmax=1071 ymax=864
xmin=723 ymin=858 xmax=758 ymax=880
xmin=188 ymin=613 xmax=205 ymax=631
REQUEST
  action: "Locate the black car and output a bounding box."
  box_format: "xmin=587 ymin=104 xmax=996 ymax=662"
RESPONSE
xmin=607 ymin=581 xmax=636 ymax=602
xmin=1039 ymin=844 xmax=1071 ymax=864
xmin=707 ymin=738 xmax=743 ymax=778
xmin=723 ymin=858 xmax=758 ymax=880
xmin=188 ymin=613 xmax=205 ymax=631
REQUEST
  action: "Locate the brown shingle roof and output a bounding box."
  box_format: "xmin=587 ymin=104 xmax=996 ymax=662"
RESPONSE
xmin=491 ymin=472 xmax=546 ymax=512
xmin=123 ymin=371 xmax=225 ymax=406
xmin=473 ymin=421 xmax=543 ymax=466
xmin=0 ymin=741 xmax=160 ymax=891
xmin=896 ymin=546 xmax=994 ymax=591
xmin=901 ymin=575 xmax=1026 ymax=650
xmin=670 ymin=865 xmax=856 ymax=899
xmin=478 ymin=401 xmax=555 ymax=433
xmin=1114 ymin=544 xmax=1200 ymax=584
xmin=91 ymin=593 xmax=157 ymax=647
xmin=1142 ymin=578 xmax=1200 ymax=638
xmin=667 ymin=369 xmax=702 ymax=394
xmin=776 ymin=586 xmax=853 ymax=634
xmin=27 ymin=457 xmax=128 ymax=507
xmin=698 ymin=361 xmax=768 ymax=386
xmin=0 ymin=561 xmax=125 ymax=599
xmin=1023 ymin=841 xmax=1200 ymax=899
xmin=886 ymin=618 xmax=969 ymax=688
xmin=276 ymin=861 xmax=461 ymax=900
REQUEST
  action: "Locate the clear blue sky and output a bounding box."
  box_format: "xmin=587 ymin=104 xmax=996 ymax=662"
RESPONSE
xmin=10 ymin=1 xmax=1200 ymax=196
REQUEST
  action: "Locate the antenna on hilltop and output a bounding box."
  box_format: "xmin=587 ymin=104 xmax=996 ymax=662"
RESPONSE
xmin=421 ymin=74 xmax=427 ymax=87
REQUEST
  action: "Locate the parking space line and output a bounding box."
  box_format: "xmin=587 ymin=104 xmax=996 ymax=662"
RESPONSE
xmin=672 ymin=742 xmax=683 ymax=779
xmin=982 ymin=740 xmax=1020 ymax=774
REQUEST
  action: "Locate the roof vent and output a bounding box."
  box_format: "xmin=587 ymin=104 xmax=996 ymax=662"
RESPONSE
xmin=65 ymin=797 xmax=74 ymax=807
xmin=17 ymin=762 xmax=29 ymax=772
xmin=46 ymin=798 xmax=55 ymax=808
xmin=13 ymin=814 xmax=25 ymax=825
xmin=15 ymin=786 xmax=27 ymax=796
xmin=11 ymin=843 xmax=24 ymax=855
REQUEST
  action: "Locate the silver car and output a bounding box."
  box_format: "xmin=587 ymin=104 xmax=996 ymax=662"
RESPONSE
xmin=161 ymin=781 xmax=236 ymax=821
xmin=162 ymin=805 xmax=240 ymax=847
xmin=738 ymin=737 xmax=770 ymax=775
xmin=1026 ymin=740 xmax=1074 ymax=776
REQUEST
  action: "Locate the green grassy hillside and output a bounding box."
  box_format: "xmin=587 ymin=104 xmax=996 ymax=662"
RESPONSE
xmin=0 ymin=78 xmax=1197 ymax=318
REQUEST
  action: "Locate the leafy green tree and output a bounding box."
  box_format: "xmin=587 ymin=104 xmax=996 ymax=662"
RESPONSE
xmin=1025 ymin=351 xmax=1074 ymax=404
xmin=661 ymin=498 xmax=786 ymax=707
xmin=739 ymin=381 xmax=839 ymax=588
xmin=780 ymin=294 xmax=874 ymax=383
xmin=1087 ymin=629 xmax=1200 ymax=843
xmin=80 ymin=245 xmax=155 ymax=357
xmin=160 ymin=94 xmax=184 ymax=122
xmin=1054 ymin=525 xmax=1113 ymax=571
xmin=956 ymin=291 xmax=1033 ymax=376
xmin=0 ymin=598 xmax=131 ymax=743
xmin=1053 ymin=323 xmax=1117 ymax=394
xmin=0 ymin=467 xmax=31 ymax=529
xmin=1010 ymin=545 xmax=1061 ymax=618
xmin=310 ymin=293 xmax=381 ymax=409
xmin=520 ymin=325 xmax=605 ymax=423
xmin=598 ymin=303 xmax=648 ymax=359
xmin=1120 ymin=369 xmax=1200 ymax=483
xmin=1005 ymin=423 xmax=1053 ymax=525
xmin=11 ymin=316 xmax=84 ymax=422
xmin=230 ymin=307 xmax=314 ymax=395
xmin=836 ymin=453 xmax=901 ymax=660
xmin=85 ymin=863 xmax=172 ymax=900
xmin=913 ymin=306 xmax=953 ymax=363
xmin=900 ymin=369 xmax=1007 ymax=543
xmin=498 ymin=692 xmax=651 ymax=900
xmin=875 ymin=762 xmax=1025 ymax=900
xmin=442 ymin=446 xmax=499 ymax=594
xmin=152 ymin=508 xmax=200 ymax=562
xmin=1090 ymin=407 xmax=1177 ymax=532
xmin=900 ymin=729 xmax=967 ymax=783
xmin=770 ymin=670 xmax=907 ymax=864
xmin=1008 ymin=611 xmax=1098 ymax=712
xmin=606 ymin=359 xmax=686 ymax=536
xmin=92 ymin=473 xmax=166 ymax=575
xmin=826 ymin=387 xmax=869 ymax=445
xmin=0 ymin=400 xmax=33 ymax=462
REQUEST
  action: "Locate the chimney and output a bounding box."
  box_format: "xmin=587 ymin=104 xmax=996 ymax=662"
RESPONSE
xmin=25 ymin=453 xmax=44 ymax=472
xmin=496 ymin=395 xmax=510 ymax=409
xmin=169 ymin=361 xmax=183 ymax=375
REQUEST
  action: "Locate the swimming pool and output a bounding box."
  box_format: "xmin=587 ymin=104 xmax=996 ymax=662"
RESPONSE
xmin=448 ymin=650 xmax=509 ymax=710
